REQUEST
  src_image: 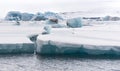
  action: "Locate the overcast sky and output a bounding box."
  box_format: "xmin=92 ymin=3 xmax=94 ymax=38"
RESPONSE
xmin=0 ymin=0 xmax=120 ymax=18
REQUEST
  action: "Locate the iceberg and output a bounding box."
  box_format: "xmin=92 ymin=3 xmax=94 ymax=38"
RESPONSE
xmin=45 ymin=20 xmax=67 ymax=28
xmin=42 ymin=25 xmax=52 ymax=34
xmin=44 ymin=11 xmax=63 ymax=20
xmin=67 ymin=17 xmax=83 ymax=28
xmin=36 ymin=24 xmax=120 ymax=55
xmin=5 ymin=11 xmax=22 ymax=21
xmin=31 ymin=12 xmax=46 ymax=21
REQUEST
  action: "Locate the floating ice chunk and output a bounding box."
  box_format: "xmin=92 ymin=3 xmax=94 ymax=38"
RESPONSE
xmin=5 ymin=11 xmax=21 ymax=21
xmin=46 ymin=19 xmax=58 ymax=24
xmin=36 ymin=27 xmax=120 ymax=55
xmin=21 ymin=13 xmax=34 ymax=21
xmin=44 ymin=11 xmax=63 ymax=20
xmin=45 ymin=18 xmax=67 ymax=28
xmin=31 ymin=12 xmax=46 ymax=21
xmin=36 ymin=34 xmax=120 ymax=55
xmin=42 ymin=25 xmax=52 ymax=34
xmin=28 ymin=34 xmax=38 ymax=42
xmin=67 ymin=17 xmax=83 ymax=28
xmin=51 ymin=24 xmax=67 ymax=28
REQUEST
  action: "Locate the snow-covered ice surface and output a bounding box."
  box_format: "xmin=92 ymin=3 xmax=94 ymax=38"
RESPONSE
xmin=37 ymin=24 xmax=120 ymax=55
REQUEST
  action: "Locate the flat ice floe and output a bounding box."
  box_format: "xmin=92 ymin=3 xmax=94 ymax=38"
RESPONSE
xmin=0 ymin=25 xmax=43 ymax=54
xmin=37 ymin=24 xmax=120 ymax=55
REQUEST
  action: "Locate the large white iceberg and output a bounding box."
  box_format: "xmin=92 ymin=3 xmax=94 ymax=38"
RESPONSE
xmin=36 ymin=24 xmax=120 ymax=55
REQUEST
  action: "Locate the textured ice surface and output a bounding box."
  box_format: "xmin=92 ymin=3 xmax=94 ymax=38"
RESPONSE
xmin=37 ymin=24 xmax=120 ymax=55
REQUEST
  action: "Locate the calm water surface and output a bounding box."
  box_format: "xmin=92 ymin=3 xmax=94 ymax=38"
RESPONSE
xmin=0 ymin=54 xmax=120 ymax=71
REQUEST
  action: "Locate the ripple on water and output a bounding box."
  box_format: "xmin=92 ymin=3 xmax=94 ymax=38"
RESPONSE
xmin=0 ymin=54 xmax=119 ymax=71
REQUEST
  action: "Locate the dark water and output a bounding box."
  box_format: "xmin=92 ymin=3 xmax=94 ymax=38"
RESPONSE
xmin=0 ymin=54 xmax=120 ymax=71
